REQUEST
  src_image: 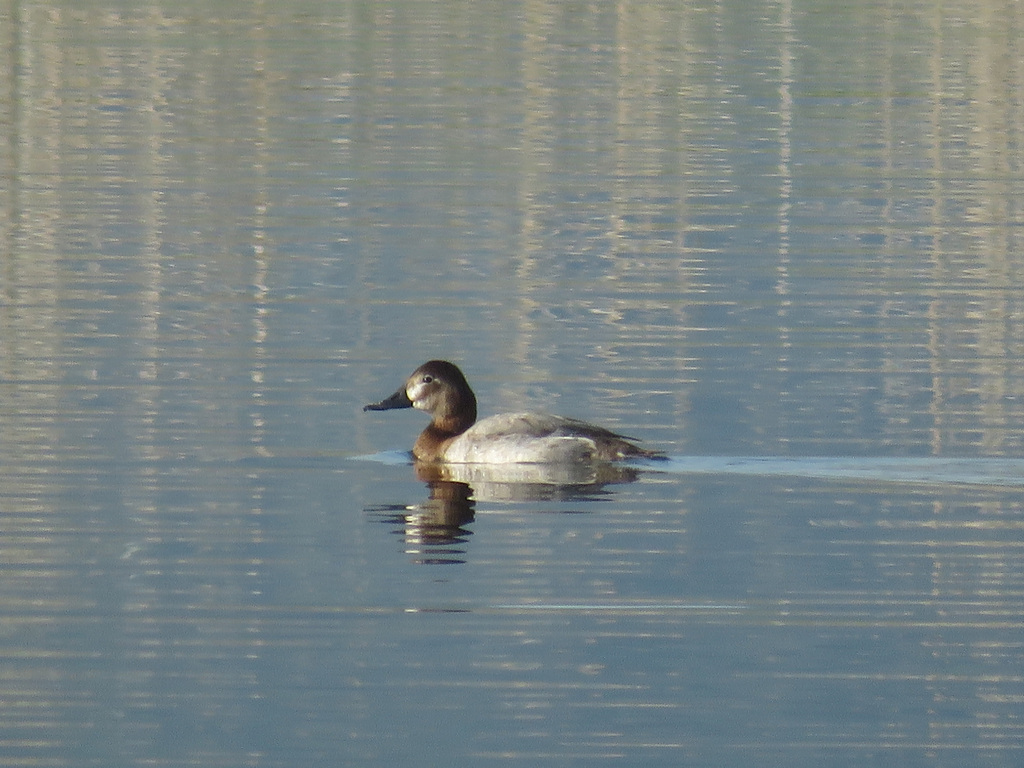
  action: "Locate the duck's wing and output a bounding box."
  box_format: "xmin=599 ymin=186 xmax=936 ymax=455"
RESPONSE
xmin=466 ymin=413 xmax=662 ymax=461
xmin=549 ymin=416 xmax=664 ymax=460
xmin=466 ymin=412 xmax=579 ymax=438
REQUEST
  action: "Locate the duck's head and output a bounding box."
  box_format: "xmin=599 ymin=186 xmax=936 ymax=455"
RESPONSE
xmin=364 ymin=360 xmax=478 ymax=435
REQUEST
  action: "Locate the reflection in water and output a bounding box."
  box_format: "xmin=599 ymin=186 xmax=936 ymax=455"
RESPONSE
xmin=414 ymin=459 xmax=642 ymax=501
xmin=367 ymin=478 xmax=475 ymax=565
xmin=368 ymin=459 xmax=647 ymax=562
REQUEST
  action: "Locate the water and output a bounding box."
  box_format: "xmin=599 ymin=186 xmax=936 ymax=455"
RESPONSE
xmin=1 ymin=0 xmax=1023 ymax=765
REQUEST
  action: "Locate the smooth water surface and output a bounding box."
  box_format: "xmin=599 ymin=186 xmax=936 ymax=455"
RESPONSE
xmin=2 ymin=1 xmax=1023 ymax=766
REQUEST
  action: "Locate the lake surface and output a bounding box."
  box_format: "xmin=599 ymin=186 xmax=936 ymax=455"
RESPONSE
xmin=2 ymin=1 xmax=1023 ymax=765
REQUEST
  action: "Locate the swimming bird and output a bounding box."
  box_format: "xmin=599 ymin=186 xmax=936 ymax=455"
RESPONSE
xmin=364 ymin=360 xmax=662 ymax=463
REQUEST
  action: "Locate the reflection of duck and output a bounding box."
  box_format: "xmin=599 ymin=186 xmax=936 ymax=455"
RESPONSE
xmin=368 ymin=478 xmax=475 ymax=563
xmin=370 ymin=465 xmax=635 ymax=564
xmin=414 ymin=461 xmax=639 ymax=502
xmin=364 ymin=360 xmax=663 ymax=463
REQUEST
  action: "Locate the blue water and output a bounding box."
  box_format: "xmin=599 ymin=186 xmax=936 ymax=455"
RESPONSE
xmin=2 ymin=1 xmax=1023 ymax=766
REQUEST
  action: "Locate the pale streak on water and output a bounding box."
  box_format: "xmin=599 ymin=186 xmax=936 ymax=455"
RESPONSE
xmin=365 ymin=452 xmax=1024 ymax=488
xmin=2 ymin=1 xmax=1024 ymax=766
xmin=664 ymin=456 xmax=1024 ymax=488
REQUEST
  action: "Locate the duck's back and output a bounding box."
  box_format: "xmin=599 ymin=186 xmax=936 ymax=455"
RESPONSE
xmin=441 ymin=412 xmax=656 ymax=464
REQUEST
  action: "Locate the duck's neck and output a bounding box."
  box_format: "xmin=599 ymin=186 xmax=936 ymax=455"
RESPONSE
xmin=430 ymin=410 xmax=475 ymax=437
xmin=413 ymin=396 xmax=477 ymax=462
xmin=431 ymin=390 xmax=477 ymax=437
xmin=414 ymin=419 xmax=472 ymax=462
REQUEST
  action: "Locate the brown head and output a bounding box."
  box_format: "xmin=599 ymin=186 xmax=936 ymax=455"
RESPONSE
xmin=363 ymin=360 xmax=478 ymax=438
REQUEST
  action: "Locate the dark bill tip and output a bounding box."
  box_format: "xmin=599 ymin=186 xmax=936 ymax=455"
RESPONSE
xmin=363 ymin=388 xmax=413 ymax=411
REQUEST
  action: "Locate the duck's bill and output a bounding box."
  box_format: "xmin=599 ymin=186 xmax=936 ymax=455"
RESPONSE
xmin=363 ymin=388 xmax=413 ymax=411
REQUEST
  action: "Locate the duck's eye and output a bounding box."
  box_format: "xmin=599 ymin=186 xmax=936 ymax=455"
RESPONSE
xmin=422 ymin=375 xmax=433 ymax=384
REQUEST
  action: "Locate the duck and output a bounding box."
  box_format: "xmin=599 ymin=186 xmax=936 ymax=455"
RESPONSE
xmin=363 ymin=360 xmax=663 ymax=464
